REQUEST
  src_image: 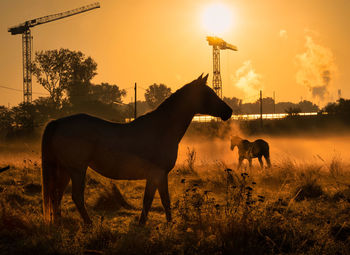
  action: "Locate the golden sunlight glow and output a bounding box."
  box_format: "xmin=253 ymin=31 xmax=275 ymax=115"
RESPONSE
xmin=201 ymin=3 xmax=232 ymax=36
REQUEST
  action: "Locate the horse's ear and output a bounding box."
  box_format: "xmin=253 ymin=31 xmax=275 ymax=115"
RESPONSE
xmin=197 ymin=73 xmax=204 ymax=81
xmin=195 ymin=73 xmax=208 ymax=86
xmin=203 ymin=74 xmax=209 ymax=84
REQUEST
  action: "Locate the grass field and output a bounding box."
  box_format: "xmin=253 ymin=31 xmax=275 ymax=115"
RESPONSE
xmin=0 ymin=136 xmax=350 ymax=254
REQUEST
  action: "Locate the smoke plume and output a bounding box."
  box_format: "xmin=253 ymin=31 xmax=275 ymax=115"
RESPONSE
xmin=233 ymin=60 xmax=262 ymax=101
xmin=296 ymin=36 xmax=337 ymax=101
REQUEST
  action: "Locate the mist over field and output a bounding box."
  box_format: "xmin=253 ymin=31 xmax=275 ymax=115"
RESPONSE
xmin=178 ymin=128 xmax=350 ymax=167
xmin=0 ymin=123 xmax=350 ymax=254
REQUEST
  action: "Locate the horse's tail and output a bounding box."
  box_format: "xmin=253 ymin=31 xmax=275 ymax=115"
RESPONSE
xmin=41 ymin=120 xmax=58 ymax=223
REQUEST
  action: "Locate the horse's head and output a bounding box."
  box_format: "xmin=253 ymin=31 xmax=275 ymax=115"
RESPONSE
xmin=230 ymin=135 xmax=242 ymax=150
xmin=190 ymin=74 xmax=232 ymax=121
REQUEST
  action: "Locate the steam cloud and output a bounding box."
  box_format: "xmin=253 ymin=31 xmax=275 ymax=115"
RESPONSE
xmin=233 ymin=60 xmax=262 ymax=100
xmin=296 ymin=36 xmax=337 ymax=101
xmin=279 ymin=29 xmax=288 ymax=39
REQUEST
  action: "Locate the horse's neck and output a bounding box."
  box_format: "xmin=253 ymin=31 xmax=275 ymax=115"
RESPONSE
xmin=152 ymin=100 xmax=195 ymax=144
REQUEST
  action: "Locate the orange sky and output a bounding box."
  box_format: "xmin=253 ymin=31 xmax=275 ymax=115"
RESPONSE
xmin=0 ymin=0 xmax=349 ymax=106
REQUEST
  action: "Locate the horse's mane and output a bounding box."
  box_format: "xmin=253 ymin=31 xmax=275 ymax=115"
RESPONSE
xmin=133 ymin=79 xmax=199 ymax=122
xmin=155 ymin=82 xmax=195 ymax=111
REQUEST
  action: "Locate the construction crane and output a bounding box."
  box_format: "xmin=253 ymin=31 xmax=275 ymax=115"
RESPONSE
xmin=8 ymin=2 xmax=100 ymax=103
xmin=206 ymin=36 xmax=237 ymax=98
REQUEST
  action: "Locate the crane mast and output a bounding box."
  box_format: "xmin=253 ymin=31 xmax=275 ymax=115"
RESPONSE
xmin=8 ymin=2 xmax=100 ymax=103
xmin=206 ymin=36 xmax=237 ymax=98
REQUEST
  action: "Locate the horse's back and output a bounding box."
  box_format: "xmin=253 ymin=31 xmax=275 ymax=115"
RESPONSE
xmin=253 ymin=139 xmax=269 ymax=148
xmin=251 ymin=139 xmax=269 ymax=157
xmin=51 ymin=114 xmax=114 ymax=142
xmin=44 ymin=114 xmax=121 ymax=166
xmin=239 ymin=140 xmax=251 ymax=149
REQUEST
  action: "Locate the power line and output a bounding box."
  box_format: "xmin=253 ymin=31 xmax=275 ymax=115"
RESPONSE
xmin=124 ymin=85 xmax=147 ymax=91
xmin=0 ymin=85 xmax=49 ymax=95
xmin=0 ymin=84 xmax=135 ymax=98
xmin=0 ymin=85 xmax=23 ymax=92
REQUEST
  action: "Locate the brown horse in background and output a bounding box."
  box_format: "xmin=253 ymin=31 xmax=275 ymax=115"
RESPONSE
xmin=230 ymin=136 xmax=271 ymax=169
xmin=41 ymin=74 xmax=232 ymax=225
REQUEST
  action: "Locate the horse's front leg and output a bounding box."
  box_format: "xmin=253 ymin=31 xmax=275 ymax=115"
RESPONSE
xmin=158 ymin=173 xmax=171 ymax=223
xmin=237 ymin=156 xmax=243 ymax=170
xmin=258 ymin=156 xmax=264 ymax=169
xmin=139 ymin=178 xmax=157 ymax=225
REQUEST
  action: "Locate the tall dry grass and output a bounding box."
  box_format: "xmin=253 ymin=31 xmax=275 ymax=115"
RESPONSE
xmin=0 ymin=145 xmax=349 ymax=254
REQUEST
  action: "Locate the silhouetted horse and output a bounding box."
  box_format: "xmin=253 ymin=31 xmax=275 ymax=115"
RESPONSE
xmin=230 ymin=136 xmax=271 ymax=169
xmin=42 ymin=74 xmax=232 ymax=225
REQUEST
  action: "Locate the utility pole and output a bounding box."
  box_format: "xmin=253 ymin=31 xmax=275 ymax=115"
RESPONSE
xmin=260 ymin=90 xmax=263 ymax=128
xmin=273 ymin=91 xmax=276 ymax=114
xmin=134 ymin=83 xmax=137 ymax=119
xmin=338 ymin=89 xmax=342 ymax=100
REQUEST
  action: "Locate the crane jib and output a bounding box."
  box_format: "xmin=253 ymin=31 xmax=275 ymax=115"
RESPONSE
xmin=7 ymin=2 xmax=100 ymax=103
xmin=8 ymin=2 xmax=100 ymax=35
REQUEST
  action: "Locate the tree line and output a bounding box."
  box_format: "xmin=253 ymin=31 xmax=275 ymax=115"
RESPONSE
xmin=223 ymin=97 xmax=320 ymax=115
xmin=0 ymin=48 xmax=349 ymax=141
xmin=0 ymin=49 xmax=173 ymax=140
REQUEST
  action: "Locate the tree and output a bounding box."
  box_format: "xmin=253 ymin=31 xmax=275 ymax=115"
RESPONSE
xmin=144 ymin=84 xmax=172 ymax=109
xmin=31 ymin=48 xmax=97 ymax=105
xmin=11 ymin=103 xmax=42 ymax=135
xmin=90 ymin=83 xmax=126 ymax=105
xmin=297 ymin=100 xmax=319 ymax=112
xmin=324 ymin=98 xmax=350 ymax=116
xmin=123 ymin=100 xmax=151 ymax=119
xmin=275 ymin=102 xmax=296 ymax=114
xmin=241 ymin=100 xmax=260 ymax=114
xmin=285 ymin=106 xmax=302 ymax=116
xmin=33 ymin=97 xmax=62 ymax=119
xmin=0 ymin=106 xmax=12 ymax=140
xmin=223 ymin=97 xmax=241 ymax=114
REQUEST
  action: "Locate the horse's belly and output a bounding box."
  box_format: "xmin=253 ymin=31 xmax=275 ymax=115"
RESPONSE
xmin=88 ymin=151 xmax=158 ymax=180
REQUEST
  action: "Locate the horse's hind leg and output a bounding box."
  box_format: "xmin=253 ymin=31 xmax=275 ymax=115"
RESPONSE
xmin=70 ymin=169 xmax=92 ymax=225
xmin=265 ymin=155 xmax=271 ymax=168
xmin=53 ymin=166 xmax=70 ymax=221
xmin=264 ymin=145 xmax=271 ymax=168
xmin=139 ymin=178 xmax=157 ymax=225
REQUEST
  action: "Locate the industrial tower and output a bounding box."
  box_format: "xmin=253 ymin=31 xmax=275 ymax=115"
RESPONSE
xmin=8 ymin=2 xmax=100 ymax=103
xmin=206 ymin=36 xmax=237 ymax=98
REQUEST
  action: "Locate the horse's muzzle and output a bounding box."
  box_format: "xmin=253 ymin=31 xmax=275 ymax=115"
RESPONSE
xmin=221 ymin=108 xmax=233 ymax=121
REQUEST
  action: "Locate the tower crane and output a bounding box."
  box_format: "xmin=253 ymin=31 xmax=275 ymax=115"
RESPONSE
xmin=8 ymin=2 xmax=100 ymax=103
xmin=206 ymin=36 xmax=237 ymax=98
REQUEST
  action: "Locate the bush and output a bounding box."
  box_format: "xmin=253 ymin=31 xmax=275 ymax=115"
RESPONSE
xmin=93 ymin=184 xmax=133 ymax=212
xmin=293 ymin=166 xmax=324 ymax=201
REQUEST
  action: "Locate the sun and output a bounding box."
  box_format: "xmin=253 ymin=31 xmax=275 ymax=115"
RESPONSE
xmin=201 ymin=3 xmax=233 ymax=36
